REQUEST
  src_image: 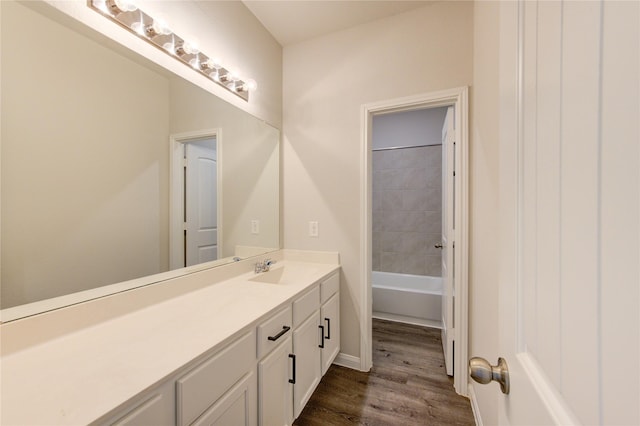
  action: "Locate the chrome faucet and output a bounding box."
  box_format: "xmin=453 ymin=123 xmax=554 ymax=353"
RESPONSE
xmin=254 ymin=258 xmax=276 ymax=273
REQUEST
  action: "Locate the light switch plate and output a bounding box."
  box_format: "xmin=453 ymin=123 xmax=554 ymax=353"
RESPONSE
xmin=309 ymin=221 xmax=319 ymax=237
xmin=251 ymin=220 xmax=260 ymax=234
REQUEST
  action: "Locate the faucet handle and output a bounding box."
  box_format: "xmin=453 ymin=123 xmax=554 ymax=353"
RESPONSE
xmin=264 ymin=258 xmax=275 ymax=266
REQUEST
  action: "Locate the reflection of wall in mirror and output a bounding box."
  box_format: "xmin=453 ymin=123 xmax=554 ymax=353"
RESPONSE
xmin=1 ymin=1 xmax=171 ymax=308
xmin=170 ymin=79 xmax=280 ymax=259
xmin=0 ymin=1 xmax=279 ymax=309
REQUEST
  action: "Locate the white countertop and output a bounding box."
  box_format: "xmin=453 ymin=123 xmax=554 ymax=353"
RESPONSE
xmin=0 ymin=256 xmax=339 ymax=425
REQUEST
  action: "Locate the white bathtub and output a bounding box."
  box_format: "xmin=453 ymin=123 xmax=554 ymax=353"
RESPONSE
xmin=372 ymin=271 xmax=443 ymax=329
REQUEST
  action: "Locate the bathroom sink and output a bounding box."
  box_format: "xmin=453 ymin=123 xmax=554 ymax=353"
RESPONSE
xmin=249 ymin=264 xmax=316 ymax=285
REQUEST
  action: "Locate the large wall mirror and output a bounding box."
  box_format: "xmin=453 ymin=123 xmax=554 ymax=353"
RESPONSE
xmin=0 ymin=1 xmax=280 ymax=319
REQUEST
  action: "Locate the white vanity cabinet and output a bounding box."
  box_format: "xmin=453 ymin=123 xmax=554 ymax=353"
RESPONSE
xmin=176 ymin=331 xmax=257 ymax=426
xmin=255 ymin=272 xmax=341 ymax=425
xmin=1 ymin=255 xmax=341 ymax=426
xmin=101 ymin=332 xmax=257 ymax=426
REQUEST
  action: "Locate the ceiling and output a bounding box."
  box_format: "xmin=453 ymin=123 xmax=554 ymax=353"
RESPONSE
xmin=242 ymin=1 xmax=432 ymax=46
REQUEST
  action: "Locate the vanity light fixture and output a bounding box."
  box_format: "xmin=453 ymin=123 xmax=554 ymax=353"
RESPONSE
xmin=89 ymin=0 xmax=256 ymax=101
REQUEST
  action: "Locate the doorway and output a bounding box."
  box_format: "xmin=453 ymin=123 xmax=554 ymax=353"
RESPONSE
xmin=360 ymin=87 xmax=469 ymax=396
xmin=170 ymin=129 xmax=222 ymax=270
xmin=369 ymin=106 xmax=449 ymax=325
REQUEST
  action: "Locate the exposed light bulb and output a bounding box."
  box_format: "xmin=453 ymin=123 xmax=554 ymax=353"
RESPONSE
xmin=227 ymin=71 xmax=239 ymax=82
xmin=243 ymin=79 xmax=258 ymax=92
xmin=182 ymin=41 xmax=199 ymax=55
xmin=175 ymin=41 xmax=199 ymax=57
xmin=135 ymin=19 xmax=171 ymax=38
xmin=199 ymin=59 xmax=214 ymax=71
xmin=151 ymin=19 xmax=171 ymax=36
xmin=112 ymin=0 xmax=137 ymax=13
xmin=94 ymin=0 xmax=110 ymax=14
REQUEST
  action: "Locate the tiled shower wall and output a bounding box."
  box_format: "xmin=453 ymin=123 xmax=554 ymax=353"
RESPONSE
xmin=372 ymin=145 xmax=442 ymax=276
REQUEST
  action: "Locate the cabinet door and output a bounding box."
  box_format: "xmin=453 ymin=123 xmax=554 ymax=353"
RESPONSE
xmin=258 ymin=336 xmax=293 ymax=426
xmin=320 ymin=293 xmax=340 ymax=376
xmin=192 ymin=371 xmax=256 ymax=426
xmin=109 ymin=379 xmax=174 ymax=426
xmin=292 ymin=312 xmax=321 ymax=419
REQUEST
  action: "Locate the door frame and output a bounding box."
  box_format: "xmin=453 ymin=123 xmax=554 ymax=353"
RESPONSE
xmin=169 ymin=129 xmax=222 ymax=270
xmin=359 ymin=87 xmax=469 ymax=396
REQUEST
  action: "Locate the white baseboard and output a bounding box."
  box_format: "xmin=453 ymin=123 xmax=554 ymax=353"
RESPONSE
xmin=373 ymin=311 xmax=442 ymax=329
xmin=467 ymin=382 xmax=483 ymax=426
xmin=333 ymin=352 xmax=363 ymax=371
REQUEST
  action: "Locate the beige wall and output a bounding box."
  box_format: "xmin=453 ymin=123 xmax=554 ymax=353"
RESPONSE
xmin=469 ymin=1 xmax=500 ymax=423
xmin=282 ymin=2 xmax=473 ymax=359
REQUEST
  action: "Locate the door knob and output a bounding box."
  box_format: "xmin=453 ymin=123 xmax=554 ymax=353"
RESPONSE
xmin=469 ymin=357 xmax=510 ymax=394
xmin=434 ymin=243 xmax=443 ymax=249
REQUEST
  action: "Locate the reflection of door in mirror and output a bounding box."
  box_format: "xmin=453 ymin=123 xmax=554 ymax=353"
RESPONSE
xmin=185 ymin=138 xmax=219 ymax=267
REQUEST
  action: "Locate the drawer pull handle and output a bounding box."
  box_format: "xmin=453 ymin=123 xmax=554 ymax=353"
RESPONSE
xmin=289 ymin=354 xmax=296 ymax=384
xmin=319 ymin=325 xmax=325 ymax=348
xmin=325 ymin=317 xmax=331 ymax=340
xmin=268 ymin=325 xmax=291 ymax=341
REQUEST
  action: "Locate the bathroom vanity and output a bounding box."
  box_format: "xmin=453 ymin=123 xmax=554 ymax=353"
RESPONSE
xmin=0 ymin=250 xmax=340 ymax=425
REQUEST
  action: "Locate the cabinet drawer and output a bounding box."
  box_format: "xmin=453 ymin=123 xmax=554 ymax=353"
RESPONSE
xmin=320 ymin=273 xmax=339 ymax=304
xmin=257 ymin=305 xmax=292 ymax=359
xmin=177 ymin=331 xmax=255 ymax=426
xmin=293 ymin=286 xmax=320 ymax=328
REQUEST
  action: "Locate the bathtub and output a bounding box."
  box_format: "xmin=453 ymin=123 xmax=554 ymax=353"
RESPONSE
xmin=372 ymin=271 xmax=443 ymax=329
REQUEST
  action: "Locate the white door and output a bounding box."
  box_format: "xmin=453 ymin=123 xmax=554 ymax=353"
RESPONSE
xmin=185 ymin=139 xmax=218 ymax=266
xmin=441 ymin=106 xmax=455 ymax=376
xmin=490 ymin=1 xmax=639 ymax=424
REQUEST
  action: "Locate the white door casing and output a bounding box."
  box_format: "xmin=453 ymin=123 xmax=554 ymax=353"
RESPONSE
xmin=185 ymin=140 xmax=218 ymax=266
xmin=495 ymin=1 xmax=639 ymax=424
xmin=361 ymin=87 xmax=469 ymax=395
xmin=441 ymin=106 xmax=455 ymax=376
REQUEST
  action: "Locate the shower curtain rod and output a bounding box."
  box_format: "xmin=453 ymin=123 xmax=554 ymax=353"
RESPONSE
xmin=372 ymin=142 xmax=442 ymax=152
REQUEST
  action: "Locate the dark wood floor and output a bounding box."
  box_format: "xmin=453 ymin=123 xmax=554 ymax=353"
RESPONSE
xmin=294 ymin=319 xmax=476 ymax=426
